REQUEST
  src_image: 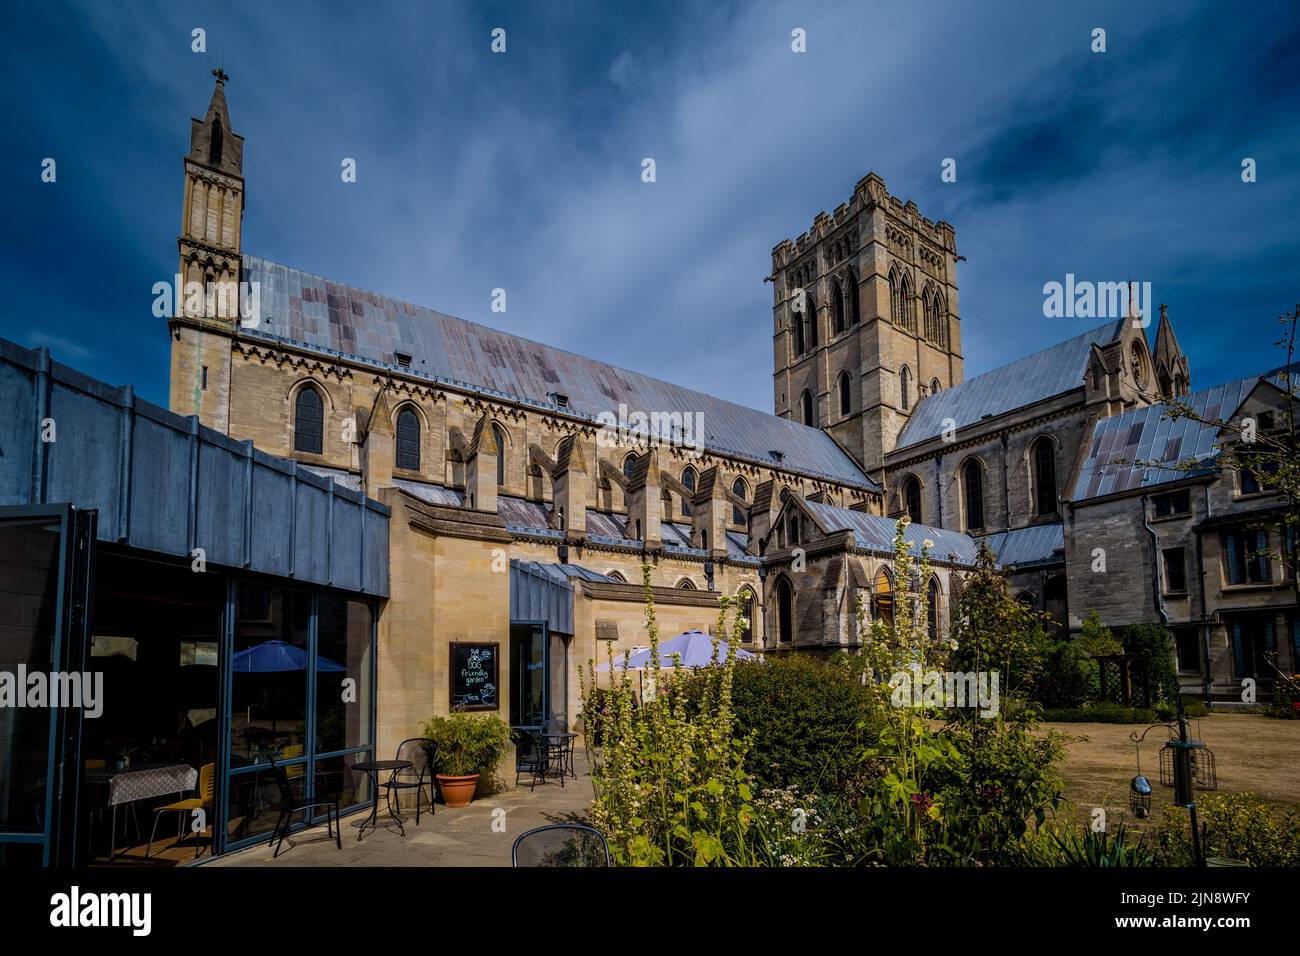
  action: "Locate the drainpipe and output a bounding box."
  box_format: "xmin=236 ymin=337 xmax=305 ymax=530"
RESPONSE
xmin=1141 ymin=495 xmax=1170 ymax=626
xmin=1196 ymin=483 xmax=1212 ymax=703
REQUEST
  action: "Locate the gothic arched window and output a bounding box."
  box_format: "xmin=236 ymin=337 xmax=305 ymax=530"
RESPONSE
xmin=777 ymin=577 xmax=794 ymax=644
xmin=731 ymin=477 xmax=748 ymax=525
xmin=792 ymin=299 xmax=806 ymax=356
xmin=900 ymin=366 xmax=912 ymax=411
xmin=847 ymin=270 xmax=861 ymax=325
xmin=873 ymin=568 xmax=894 ymax=628
xmin=904 ymin=477 xmax=922 ymax=524
xmin=622 ymin=452 xmax=637 ymax=481
xmin=492 ymin=423 xmax=508 ymax=486
xmin=738 ymin=588 xmax=756 ymax=644
xmin=930 ymin=377 xmax=941 ymax=395
xmin=927 ymin=577 xmax=940 ymax=641
xmin=395 ymin=407 xmax=420 ymax=471
xmin=806 ymin=292 xmax=818 ymax=349
xmin=831 ymin=278 xmax=845 ymax=334
xmin=801 ymin=389 xmax=815 ymax=427
xmin=294 ymin=384 xmax=324 ymax=455
xmin=1032 ymin=437 xmax=1058 ymax=516
xmin=962 ymin=459 xmax=985 ymax=531
xmin=681 ymin=466 xmax=696 ymax=517
xmin=838 ymin=370 xmax=852 ymax=417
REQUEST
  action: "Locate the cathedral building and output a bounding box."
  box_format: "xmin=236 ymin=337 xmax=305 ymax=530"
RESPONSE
xmin=166 ymin=72 xmax=1292 ymax=744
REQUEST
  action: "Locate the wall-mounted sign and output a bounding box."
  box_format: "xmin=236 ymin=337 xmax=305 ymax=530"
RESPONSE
xmin=450 ymin=642 xmax=499 ymax=711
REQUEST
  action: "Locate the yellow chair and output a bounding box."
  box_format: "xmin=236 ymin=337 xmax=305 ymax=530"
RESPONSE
xmin=146 ymin=763 xmax=215 ymax=859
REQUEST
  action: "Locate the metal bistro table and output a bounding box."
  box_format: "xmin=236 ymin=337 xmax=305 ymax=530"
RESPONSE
xmin=85 ymin=763 xmax=199 ymax=861
xmin=539 ymin=732 xmax=578 ymax=782
xmin=350 ymin=759 xmax=412 ymax=840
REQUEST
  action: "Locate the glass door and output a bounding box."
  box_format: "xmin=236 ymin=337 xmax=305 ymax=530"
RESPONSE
xmin=0 ymin=504 xmax=96 ymax=867
xmin=509 ymin=623 xmax=548 ymax=730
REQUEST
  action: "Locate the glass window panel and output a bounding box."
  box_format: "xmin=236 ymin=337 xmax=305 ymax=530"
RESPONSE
xmin=230 ymin=586 xmax=309 ymax=765
xmin=315 ymin=598 xmax=373 ymax=755
xmin=0 ymin=516 xmax=62 ymax=834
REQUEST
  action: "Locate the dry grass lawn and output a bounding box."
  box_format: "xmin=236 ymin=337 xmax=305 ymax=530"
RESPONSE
xmin=1045 ymin=713 xmax=1300 ymax=829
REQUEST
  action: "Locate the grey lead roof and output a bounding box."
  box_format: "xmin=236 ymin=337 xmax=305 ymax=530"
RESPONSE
xmin=979 ymin=523 xmax=1064 ymax=567
xmin=895 ymin=320 xmax=1124 ymax=449
xmin=242 ymin=255 xmax=877 ymax=491
xmin=1071 ymin=370 xmax=1291 ymax=501
xmin=803 ymin=501 xmax=980 ymax=566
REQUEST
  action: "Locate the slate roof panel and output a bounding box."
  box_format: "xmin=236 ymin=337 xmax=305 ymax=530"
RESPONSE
xmin=895 ymin=321 xmax=1124 ymax=449
xmin=979 ymin=523 xmax=1064 ymax=567
xmin=1070 ymin=373 xmax=1277 ymax=500
xmin=245 ymin=255 xmax=877 ymax=490
xmin=803 ymin=501 xmax=980 ymax=565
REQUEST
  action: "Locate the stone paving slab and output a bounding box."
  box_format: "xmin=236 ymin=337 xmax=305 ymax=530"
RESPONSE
xmin=209 ymin=750 xmax=595 ymax=867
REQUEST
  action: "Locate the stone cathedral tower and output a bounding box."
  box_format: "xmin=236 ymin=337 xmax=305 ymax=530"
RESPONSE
xmin=168 ymin=69 xmax=245 ymax=430
xmin=771 ymin=173 xmax=961 ymax=482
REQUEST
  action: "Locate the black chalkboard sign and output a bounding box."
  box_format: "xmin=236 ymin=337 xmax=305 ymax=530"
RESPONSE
xmin=450 ymin=642 xmax=499 ymax=711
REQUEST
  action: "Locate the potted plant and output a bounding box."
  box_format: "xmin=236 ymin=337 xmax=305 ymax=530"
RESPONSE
xmin=420 ymin=710 xmax=512 ymax=808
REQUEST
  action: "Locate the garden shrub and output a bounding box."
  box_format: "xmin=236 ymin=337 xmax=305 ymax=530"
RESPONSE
xmin=1269 ymin=675 xmax=1300 ymax=718
xmin=1123 ymin=623 xmax=1179 ymax=705
xmin=698 ymin=653 xmax=877 ymax=795
xmin=1152 ymin=792 xmax=1300 ymax=866
xmin=1040 ymin=702 xmax=1157 ymax=723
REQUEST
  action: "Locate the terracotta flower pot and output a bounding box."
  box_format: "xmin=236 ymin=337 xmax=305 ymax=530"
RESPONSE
xmin=436 ymin=773 xmax=480 ymax=808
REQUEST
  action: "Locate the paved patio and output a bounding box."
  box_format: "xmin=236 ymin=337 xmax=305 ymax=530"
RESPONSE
xmin=208 ymin=749 xmax=595 ymax=867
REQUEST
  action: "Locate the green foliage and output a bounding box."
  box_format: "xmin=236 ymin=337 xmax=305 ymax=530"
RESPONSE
xmin=1011 ymin=821 xmax=1155 ymax=866
xmin=1035 ymin=638 xmax=1100 ymax=707
xmin=689 ymin=653 xmax=876 ymax=795
xmin=581 ymin=565 xmax=756 ymax=866
xmin=1040 ymin=702 xmax=1158 ymax=723
xmin=420 ymin=710 xmax=512 ymax=777
xmin=1269 ymin=674 xmax=1300 ymax=719
xmin=1122 ymin=624 xmax=1179 ymax=705
xmin=1077 ymin=610 xmax=1122 ymax=657
xmin=948 ymin=545 xmax=1046 ymax=698
xmin=1152 ymin=792 xmax=1300 ymax=866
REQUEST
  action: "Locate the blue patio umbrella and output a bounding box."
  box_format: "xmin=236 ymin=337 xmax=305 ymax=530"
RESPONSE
xmin=232 ymin=640 xmax=345 ymax=673
xmin=598 ymin=630 xmax=758 ymax=671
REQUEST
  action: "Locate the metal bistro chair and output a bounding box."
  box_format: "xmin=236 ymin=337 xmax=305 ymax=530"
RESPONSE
xmin=384 ymin=738 xmax=438 ymax=824
xmin=146 ymin=762 xmax=215 ymax=859
xmin=267 ymin=756 xmax=342 ymax=859
xmin=512 ymin=824 xmax=610 ymax=867
xmin=514 ymin=730 xmax=550 ymax=792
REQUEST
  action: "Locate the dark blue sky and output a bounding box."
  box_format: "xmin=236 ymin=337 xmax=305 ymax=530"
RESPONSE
xmin=4 ymin=0 xmax=1298 ymax=410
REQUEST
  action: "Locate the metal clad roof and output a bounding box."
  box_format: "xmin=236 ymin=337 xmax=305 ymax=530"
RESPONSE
xmin=804 ymin=501 xmax=980 ymax=565
xmin=0 ymin=336 xmax=389 ymax=597
xmin=244 ymin=255 xmax=878 ymax=490
xmin=510 ymin=560 xmax=616 ymax=634
xmin=896 ymin=321 xmax=1124 ymax=449
xmin=980 ymin=523 xmax=1064 ymax=567
xmin=1070 ymin=373 xmax=1275 ymax=501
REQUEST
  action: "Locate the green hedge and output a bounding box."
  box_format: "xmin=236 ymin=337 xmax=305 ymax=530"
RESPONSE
xmin=1041 ymin=702 xmax=1158 ymax=723
xmin=685 ymin=653 xmax=876 ymax=793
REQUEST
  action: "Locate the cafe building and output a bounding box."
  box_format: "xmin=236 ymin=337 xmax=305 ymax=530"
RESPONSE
xmin=0 ymin=338 xmax=388 ymax=866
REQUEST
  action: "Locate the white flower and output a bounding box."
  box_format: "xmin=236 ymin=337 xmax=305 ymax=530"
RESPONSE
xmin=923 ymin=538 xmax=935 ymax=549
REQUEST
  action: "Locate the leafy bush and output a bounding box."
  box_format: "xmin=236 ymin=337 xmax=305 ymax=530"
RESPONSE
xmin=1010 ymin=821 xmax=1154 ymax=866
xmin=1035 ymin=638 xmax=1101 ymax=708
xmin=1077 ymin=610 xmax=1122 ymax=657
xmin=1041 ymin=702 xmax=1157 ymax=723
xmin=1123 ymin=624 xmax=1179 ymax=705
xmin=1270 ymin=675 xmax=1300 ymax=719
xmin=690 ymin=653 xmax=876 ymax=795
xmin=420 ymin=710 xmax=513 ymax=777
xmin=1152 ymin=792 xmax=1300 ymax=866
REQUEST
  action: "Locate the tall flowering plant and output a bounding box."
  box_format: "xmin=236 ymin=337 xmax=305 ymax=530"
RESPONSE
xmin=579 ymin=564 xmax=755 ymax=866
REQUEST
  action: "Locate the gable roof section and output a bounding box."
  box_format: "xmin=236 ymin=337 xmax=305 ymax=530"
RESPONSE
xmin=895 ymin=320 xmax=1124 ymax=449
xmin=803 ymin=501 xmax=980 ymax=565
xmin=241 ymin=255 xmax=877 ymax=491
xmin=1070 ymin=370 xmax=1293 ymax=501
